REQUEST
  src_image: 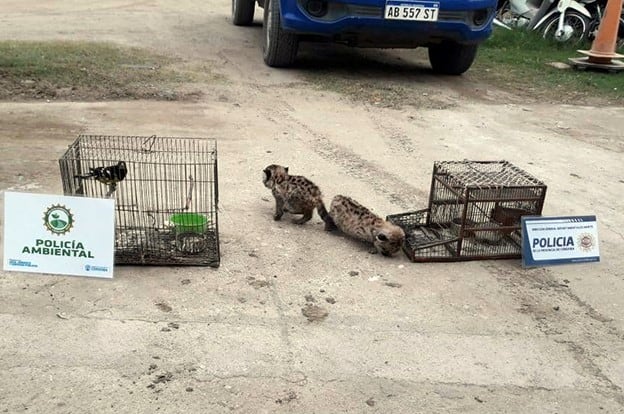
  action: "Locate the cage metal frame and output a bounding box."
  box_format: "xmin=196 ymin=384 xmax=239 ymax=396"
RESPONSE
xmin=387 ymin=160 xmax=547 ymax=262
xmin=59 ymin=134 xmax=220 ymax=267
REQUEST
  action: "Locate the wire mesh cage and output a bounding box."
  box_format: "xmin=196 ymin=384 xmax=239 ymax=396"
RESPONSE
xmin=59 ymin=135 xmax=220 ymax=267
xmin=387 ymin=160 xmax=547 ymax=262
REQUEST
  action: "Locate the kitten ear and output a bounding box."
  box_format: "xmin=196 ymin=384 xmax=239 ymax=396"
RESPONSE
xmin=376 ymin=233 xmax=388 ymax=242
xmin=285 ymin=166 xmax=289 ymax=174
xmin=263 ymin=169 xmax=271 ymax=182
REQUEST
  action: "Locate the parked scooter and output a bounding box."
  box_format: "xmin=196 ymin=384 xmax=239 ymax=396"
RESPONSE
xmin=585 ymin=0 xmax=624 ymax=50
xmin=495 ymin=0 xmax=594 ymax=43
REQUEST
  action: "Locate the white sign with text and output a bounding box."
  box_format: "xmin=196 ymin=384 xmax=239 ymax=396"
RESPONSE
xmin=521 ymin=216 xmax=600 ymax=267
xmin=3 ymin=192 xmax=115 ymax=278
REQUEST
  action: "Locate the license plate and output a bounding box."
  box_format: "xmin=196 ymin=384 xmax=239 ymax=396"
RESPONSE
xmin=384 ymin=2 xmax=439 ymax=22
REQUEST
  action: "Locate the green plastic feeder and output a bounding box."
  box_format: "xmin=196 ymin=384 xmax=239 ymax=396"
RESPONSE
xmin=170 ymin=213 xmax=208 ymax=234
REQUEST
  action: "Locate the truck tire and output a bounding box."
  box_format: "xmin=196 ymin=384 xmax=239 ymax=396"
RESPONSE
xmin=262 ymin=0 xmax=298 ymax=67
xmin=232 ymin=0 xmax=255 ymax=26
xmin=428 ymin=42 xmax=478 ymax=75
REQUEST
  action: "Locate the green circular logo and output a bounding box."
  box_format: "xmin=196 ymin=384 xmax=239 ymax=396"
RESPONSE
xmin=43 ymin=205 xmax=74 ymax=235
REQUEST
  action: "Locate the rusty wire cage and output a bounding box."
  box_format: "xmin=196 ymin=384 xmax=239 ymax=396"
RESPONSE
xmin=387 ymin=160 xmax=546 ymax=262
xmin=59 ymin=134 xmax=220 ymax=267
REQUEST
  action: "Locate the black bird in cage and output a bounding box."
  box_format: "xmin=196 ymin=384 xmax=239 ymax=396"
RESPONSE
xmin=75 ymin=161 xmax=128 ymax=197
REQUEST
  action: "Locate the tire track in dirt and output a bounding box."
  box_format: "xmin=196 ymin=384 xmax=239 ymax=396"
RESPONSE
xmin=213 ymin=44 xmax=428 ymax=210
xmin=366 ymin=110 xmax=420 ymax=155
xmin=260 ymin=99 xmax=428 ymax=211
xmin=483 ymin=261 xmax=624 ymax=406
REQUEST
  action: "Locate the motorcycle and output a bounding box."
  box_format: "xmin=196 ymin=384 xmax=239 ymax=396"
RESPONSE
xmin=585 ymin=0 xmax=624 ymax=50
xmin=495 ymin=0 xmax=595 ymax=43
xmin=495 ymin=0 xmax=624 ymax=47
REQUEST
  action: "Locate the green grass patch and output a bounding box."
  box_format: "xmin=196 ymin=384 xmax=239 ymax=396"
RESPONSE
xmin=475 ymin=28 xmax=623 ymax=104
xmin=0 ymin=40 xmax=217 ymax=100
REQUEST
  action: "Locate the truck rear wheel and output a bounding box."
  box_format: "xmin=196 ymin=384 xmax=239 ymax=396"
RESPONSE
xmin=232 ymin=0 xmax=255 ymax=26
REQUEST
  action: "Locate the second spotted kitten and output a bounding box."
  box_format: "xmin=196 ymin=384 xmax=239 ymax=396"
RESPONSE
xmin=326 ymin=195 xmax=405 ymax=257
xmin=262 ymin=164 xmax=331 ymax=224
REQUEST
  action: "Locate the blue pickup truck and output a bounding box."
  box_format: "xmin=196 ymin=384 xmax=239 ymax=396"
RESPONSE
xmin=232 ymin=0 xmax=496 ymax=75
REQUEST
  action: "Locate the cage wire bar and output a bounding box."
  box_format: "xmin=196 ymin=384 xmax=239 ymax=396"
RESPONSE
xmin=387 ymin=160 xmax=547 ymax=262
xmin=59 ymin=135 xmax=220 ymax=267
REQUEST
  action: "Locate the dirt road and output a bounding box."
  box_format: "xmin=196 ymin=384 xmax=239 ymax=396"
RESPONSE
xmin=1 ymin=1 xmax=624 ymax=413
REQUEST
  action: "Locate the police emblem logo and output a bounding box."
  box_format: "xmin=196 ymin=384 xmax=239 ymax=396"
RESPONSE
xmin=577 ymin=233 xmax=595 ymax=252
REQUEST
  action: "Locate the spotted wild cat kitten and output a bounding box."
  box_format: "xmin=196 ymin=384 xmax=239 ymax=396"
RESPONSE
xmin=262 ymin=164 xmax=332 ymax=225
xmin=326 ymin=195 xmax=405 ymax=257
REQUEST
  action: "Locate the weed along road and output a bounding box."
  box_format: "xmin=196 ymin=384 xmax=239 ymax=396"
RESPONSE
xmin=1 ymin=1 xmax=624 ymax=413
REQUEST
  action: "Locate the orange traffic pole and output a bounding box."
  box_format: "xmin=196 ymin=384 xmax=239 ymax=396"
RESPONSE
xmin=569 ymin=0 xmax=624 ymax=71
